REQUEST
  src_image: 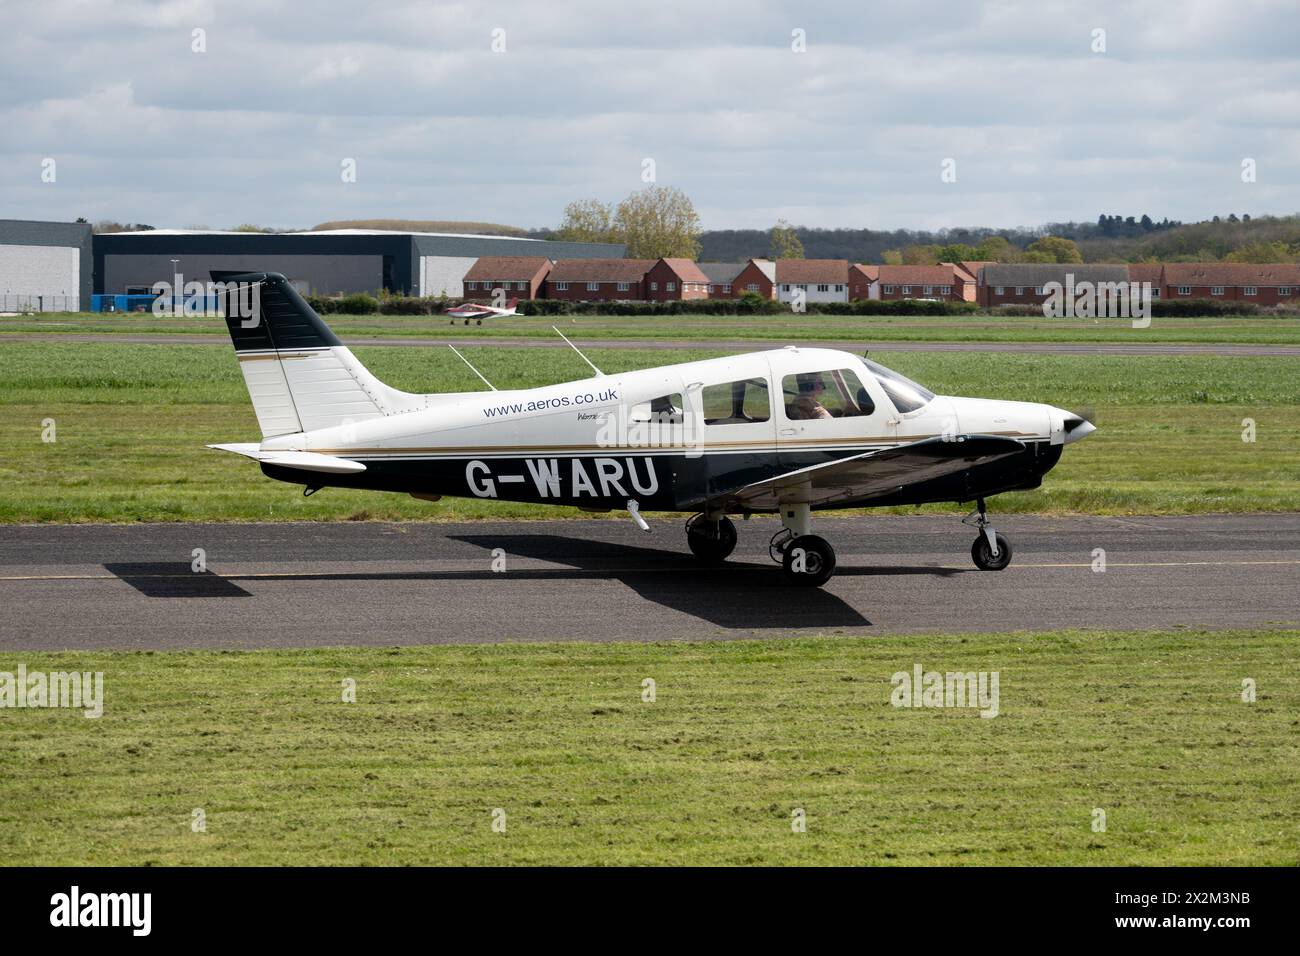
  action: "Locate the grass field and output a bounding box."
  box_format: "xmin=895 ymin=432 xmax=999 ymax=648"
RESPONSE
xmin=1 ymin=629 xmax=1295 ymax=866
xmin=6 ymin=311 xmax=1300 ymax=345
xmin=2 ymin=342 xmax=1297 ymax=521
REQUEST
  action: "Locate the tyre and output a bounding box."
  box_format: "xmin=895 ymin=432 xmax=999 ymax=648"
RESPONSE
xmin=971 ymin=532 xmax=1012 ymax=571
xmin=781 ymin=534 xmax=836 ymax=587
xmin=686 ymin=515 xmax=738 ymax=563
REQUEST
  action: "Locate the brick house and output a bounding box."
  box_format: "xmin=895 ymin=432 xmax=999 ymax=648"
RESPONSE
xmin=951 ymin=262 xmax=990 ymax=301
xmin=979 ymin=264 xmax=1130 ymax=307
xmin=848 ymin=264 xmax=877 ymax=300
xmin=544 ymin=258 xmax=655 ymax=302
xmin=730 ymin=258 xmax=777 ymax=299
xmin=775 ymin=259 xmax=849 ymax=304
xmin=1162 ymin=263 xmax=1300 ymax=304
xmin=462 ymin=256 xmax=552 ymax=300
xmin=876 ymin=264 xmax=970 ymax=302
xmin=644 ymin=258 xmax=710 ymax=301
xmin=698 ymin=262 xmax=746 ymax=298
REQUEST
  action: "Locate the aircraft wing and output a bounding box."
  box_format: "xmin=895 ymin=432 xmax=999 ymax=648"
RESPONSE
xmin=727 ymin=435 xmax=1026 ymax=510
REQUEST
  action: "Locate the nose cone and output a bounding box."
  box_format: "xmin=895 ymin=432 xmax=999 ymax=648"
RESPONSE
xmin=1065 ymin=418 xmax=1096 ymax=443
xmin=1053 ymin=406 xmax=1096 ymax=445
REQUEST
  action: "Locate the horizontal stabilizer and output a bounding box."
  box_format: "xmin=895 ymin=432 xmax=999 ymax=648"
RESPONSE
xmin=208 ymin=443 xmax=367 ymax=474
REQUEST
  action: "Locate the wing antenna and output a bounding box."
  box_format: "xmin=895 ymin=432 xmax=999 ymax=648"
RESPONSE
xmin=447 ymin=345 xmax=497 ymax=391
xmin=552 ymin=326 xmax=603 ymax=377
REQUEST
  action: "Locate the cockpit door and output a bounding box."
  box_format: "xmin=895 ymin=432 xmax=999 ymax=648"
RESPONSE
xmin=689 ymin=359 xmax=779 ymax=498
xmin=766 ymin=350 xmax=891 ymax=471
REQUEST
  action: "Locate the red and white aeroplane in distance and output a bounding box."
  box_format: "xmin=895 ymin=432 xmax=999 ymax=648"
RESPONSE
xmin=445 ymin=297 xmax=519 ymax=325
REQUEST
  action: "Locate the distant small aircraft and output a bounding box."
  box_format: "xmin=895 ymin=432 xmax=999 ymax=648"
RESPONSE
xmin=210 ymin=272 xmax=1095 ymax=587
xmin=445 ymin=297 xmax=519 ymax=325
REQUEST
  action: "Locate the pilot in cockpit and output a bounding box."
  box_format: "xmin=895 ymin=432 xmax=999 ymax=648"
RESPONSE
xmin=788 ymin=372 xmax=833 ymax=420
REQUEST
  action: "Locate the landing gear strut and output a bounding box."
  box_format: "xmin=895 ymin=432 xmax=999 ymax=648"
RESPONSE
xmin=685 ymin=512 xmax=737 ymax=564
xmin=771 ymin=502 xmax=837 ymax=587
xmin=965 ymin=498 xmax=1012 ymax=571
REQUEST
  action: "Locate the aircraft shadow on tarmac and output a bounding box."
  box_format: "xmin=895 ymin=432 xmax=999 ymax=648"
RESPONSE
xmin=103 ymin=562 xmax=252 ymax=598
xmin=101 ymin=538 xmax=967 ymax=631
xmin=449 ymin=533 xmax=965 ymax=630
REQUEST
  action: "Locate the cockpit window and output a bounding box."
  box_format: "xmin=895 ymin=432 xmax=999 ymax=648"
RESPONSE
xmin=862 ymin=358 xmax=935 ymax=413
xmin=702 ymin=377 xmax=771 ymax=425
xmin=629 ymin=393 xmax=684 ymax=424
xmin=781 ymin=369 xmax=874 ymax=421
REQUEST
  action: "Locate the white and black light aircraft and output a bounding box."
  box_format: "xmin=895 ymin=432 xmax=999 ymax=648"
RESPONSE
xmin=445 ymin=297 xmax=519 ymax=325
xmin=210 ymin=272 xmax=1095 ymax=587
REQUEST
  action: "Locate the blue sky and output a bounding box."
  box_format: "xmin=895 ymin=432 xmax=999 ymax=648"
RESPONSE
xmin=2 ymin=0 xmax=1297 ymax=231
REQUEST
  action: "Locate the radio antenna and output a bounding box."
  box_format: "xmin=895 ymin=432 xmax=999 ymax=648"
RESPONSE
xmin=552 ymin=325 xmax=603 ymax=376
xmin=447 ymin=344 xmax=497 ymax=391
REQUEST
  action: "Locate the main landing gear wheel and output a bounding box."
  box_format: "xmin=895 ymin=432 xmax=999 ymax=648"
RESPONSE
xmin=971 ymin=532 xmax=1012 ymax=571
xmin=685 ymin=513 xmax=737 ymax=563
xmin=782 ymin=534 xmax=836 ymax=587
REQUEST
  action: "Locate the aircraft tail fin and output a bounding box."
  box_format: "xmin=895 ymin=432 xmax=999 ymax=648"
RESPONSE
xmin=212 ymin=271 xmax=420 ymax=438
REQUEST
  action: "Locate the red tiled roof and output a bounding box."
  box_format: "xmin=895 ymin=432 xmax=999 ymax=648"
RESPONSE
xmin=1162 ymin=263 xmax=1300 ymax=286
xmin=463 ymin=256 xmax=552 ymax=281
xmin=1126 ymin=263 xmax=1163 ymax=283
xmin=958 ymin=260 xmax=995 ymax=280
xmin=775 ymin=259 xmax=849 ymax=283
xmin=547 ymin=258 xmax=655 ymax=282
xmin=877 ymin=265 xmax=959 ymax=286
xmin=657 ymin=258 xmax=710 ymax=283
xmin=851 ymin=264 xmax=879 ymax=281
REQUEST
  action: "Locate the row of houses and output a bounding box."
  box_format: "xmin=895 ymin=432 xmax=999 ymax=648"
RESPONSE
xmin=971 ymin=262 xmax=1300 ymax=306
xmin=462 ymin=256 xmax=1300 ymax=307
xmin=464 ymin=256 xmax=978 ymax=305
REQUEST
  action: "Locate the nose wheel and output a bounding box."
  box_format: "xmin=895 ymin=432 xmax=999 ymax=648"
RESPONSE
xmin=767 ymin=501 xmax=838 ymax=587
xmin=781 ymin=534 xmax=836 ymax=587
xmin=964 ymin=498 xmax=1012 ymax=571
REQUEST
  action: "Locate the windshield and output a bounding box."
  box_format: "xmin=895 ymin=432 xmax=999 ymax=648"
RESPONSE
xmin=862 ymin=357 xmax=936 ymax=413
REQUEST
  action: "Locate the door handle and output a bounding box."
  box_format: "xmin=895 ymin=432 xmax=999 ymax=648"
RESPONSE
xmin=778 ymin=428 xmax=797 ymax=436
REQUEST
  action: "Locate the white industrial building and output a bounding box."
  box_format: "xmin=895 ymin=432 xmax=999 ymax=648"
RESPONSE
xmin=0 ymin=219 xmax=92 ymax=311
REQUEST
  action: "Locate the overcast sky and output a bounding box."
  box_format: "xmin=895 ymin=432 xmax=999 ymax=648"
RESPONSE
xmin=2 ymin=0 xmax=1298 ymax=233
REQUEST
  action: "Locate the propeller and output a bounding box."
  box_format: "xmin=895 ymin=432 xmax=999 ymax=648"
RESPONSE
xmin=1062 ymin=404 xmax=1097 ymax=438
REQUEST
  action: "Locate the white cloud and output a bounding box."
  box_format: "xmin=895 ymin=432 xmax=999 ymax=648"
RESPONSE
xmin=0 ymin=0 xmax=1296 ymax=230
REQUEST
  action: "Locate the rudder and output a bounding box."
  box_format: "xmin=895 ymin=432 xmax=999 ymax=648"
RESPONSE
xmin=212 ymin=271 xmax=420 ymax=438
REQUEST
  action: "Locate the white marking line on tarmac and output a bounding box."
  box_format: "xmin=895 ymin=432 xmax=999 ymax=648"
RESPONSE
xmin=2 ymin=558 xmax=1299 ymax=582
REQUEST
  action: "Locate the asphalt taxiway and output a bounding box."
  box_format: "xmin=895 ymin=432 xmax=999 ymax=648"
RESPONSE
xmin=1 ymin=514 xmax=1296 ymax=650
